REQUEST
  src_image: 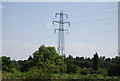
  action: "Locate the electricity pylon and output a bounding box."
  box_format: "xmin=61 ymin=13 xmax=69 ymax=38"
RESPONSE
xmin=52 ymin=11 xmax=70 ymax=57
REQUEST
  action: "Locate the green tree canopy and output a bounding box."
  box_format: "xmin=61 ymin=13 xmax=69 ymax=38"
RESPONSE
xmin=20 ymin=45 xmax=67 ymax=73
xmin=2 ymin=56 xmax=13 ymax=72
xmin=93 ymin=52 xmax=99 ymax=73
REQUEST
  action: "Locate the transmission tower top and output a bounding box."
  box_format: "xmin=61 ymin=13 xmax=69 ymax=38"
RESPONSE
xmin=52 ymin=11 xmax=70 ymax=56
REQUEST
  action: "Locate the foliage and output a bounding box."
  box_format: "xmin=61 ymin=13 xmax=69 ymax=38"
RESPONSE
xmin=2 ymin=72 xmax=120 ymax=80
xmin=31 ymin=45 xmax=67 ymax=73
xmin=2 ymin=72 xmax=26 ymax=79
xmin=108 ymin=64 xmax=120 ymax=76
xmin=93 ymin=52 xmax=99 ymax=73
xmin=51 ymin=73 xmax=120 ymax=80
xmin=10 ymin=68 xmax=19 ymax=74
xmin=80 ymin=68 xmax=93 ymax=75
xmin=2 ymin=56 xmax=13 ymax=72
xmin=1 ymin=45 xmax=120 ymax=79
xmin=65 ymin=55 xmax=80 ymax=73
xmin=17 ymin=45 xmax=66 ymax=73
xmin=98 ymin=68 xmax=107 ymax=76
xmin=0 ymin=57 xmax=2 ymax=70
xmin=26 ymin=66 xmax=51 ymax=79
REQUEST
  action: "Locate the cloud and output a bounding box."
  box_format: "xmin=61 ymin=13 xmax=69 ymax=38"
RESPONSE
xmin=5 ymin=15 xmax=18 ymax=23
xmin=65 ymin=43 xmax=118 ymax=58
xmin=2 ymin=40 xmax=39 ymax=60
xmin=45 ymin=22 xmax=53 ymax=29
xmin=2 ymin=39 xmax=118 ymax=60
xmin=8 ymin=15 xmax=17 ymax=21
xmin=0 ymin=4 xmax=6 ymax=9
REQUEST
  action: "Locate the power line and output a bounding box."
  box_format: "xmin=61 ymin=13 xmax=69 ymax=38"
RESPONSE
xmin=71 ymin=16 xmax=117 ymax=24
xmin=69 ymin=5 xmax=117 ymax=18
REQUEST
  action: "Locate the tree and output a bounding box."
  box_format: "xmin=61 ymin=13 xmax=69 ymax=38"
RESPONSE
xmin=21 ymin=45 xmax=67 ymax=73
xmin=28 ymin=55 xmax=32 ymax=60
xmin=107 ymin=56 xmax=120 ymax=76
xmin=93 ymin=52 xmax=99 ymax=73
xmin=2 ymin=56 xmax=13 ymax=72
xmin=0 ymin=57 xmax=2 ymax=71
xmin=65 ymin=55 xmax=79 ymax=73
xmin=26 ymin=66 xmax=52 ymax=79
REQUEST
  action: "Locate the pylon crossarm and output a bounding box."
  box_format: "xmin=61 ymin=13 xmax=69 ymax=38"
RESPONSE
xmin=63 ymin=22 xmax=70 ymax=26
xmin=52 ymin=21 xmax=60 ymax=25
xmin=63 ymin=14 xmax=68 ymax=18
xmin=55 ymin=13 xmax=60 ymax=17
xmin=54 ymin=29 xmax=59 ymax=33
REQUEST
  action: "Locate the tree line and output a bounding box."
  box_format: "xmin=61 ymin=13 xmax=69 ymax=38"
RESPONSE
xmin=1 ymin=45 xmax=120 ymax=79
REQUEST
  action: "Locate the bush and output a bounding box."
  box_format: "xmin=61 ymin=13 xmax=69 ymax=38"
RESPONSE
xmin=80 ymin=68 xmax=92 ymax=75
xmin=10 ymin=68 xmax=19 ymax=73
xmin=98 ymin=68 xmax=107 ymax=76
xmin=26 ymin=66 xmax=52 ymax=79
xmin=107 ymin=64 xmax=120 ymax=76
xmin=2 ymin=72 xmax=26 ymax=79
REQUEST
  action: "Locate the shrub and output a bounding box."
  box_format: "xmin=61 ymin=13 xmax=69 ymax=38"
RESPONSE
xmin=10 ymin=68 xmax=19 ymax=73
xmin=80 ymin=68 xmax=92 ymax=75
xmin=26 ymin=66 xmax=52 ymax=79
xmin=98 ymin=68 xmax=107 ymax=76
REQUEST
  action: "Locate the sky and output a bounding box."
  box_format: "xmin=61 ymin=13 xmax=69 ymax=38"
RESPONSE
xmin=1 ymin=2 xmax=118 ymax=60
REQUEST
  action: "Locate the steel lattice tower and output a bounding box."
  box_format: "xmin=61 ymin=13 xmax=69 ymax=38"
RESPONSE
xmin=52 ymin=11 xmax=70 ymax=56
